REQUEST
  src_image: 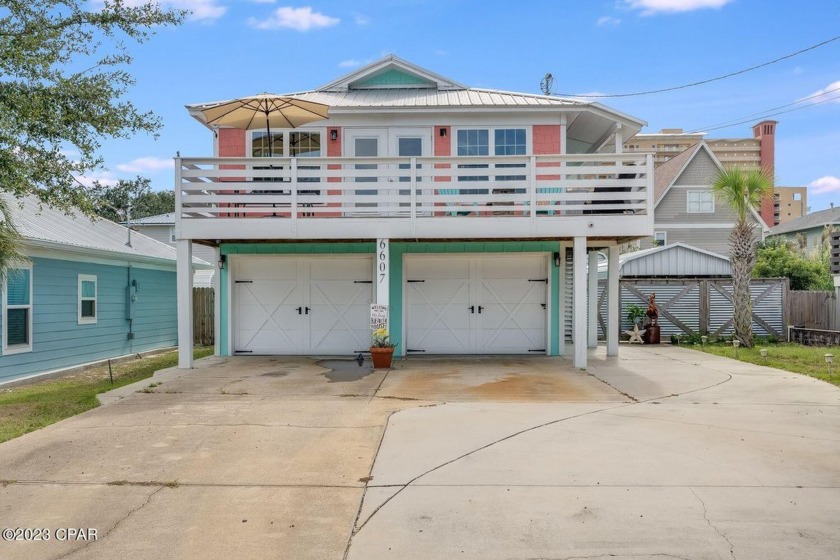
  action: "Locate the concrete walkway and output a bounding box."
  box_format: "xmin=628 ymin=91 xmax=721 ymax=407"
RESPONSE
xmin=0 ymin=346 xmax=838 ymax=559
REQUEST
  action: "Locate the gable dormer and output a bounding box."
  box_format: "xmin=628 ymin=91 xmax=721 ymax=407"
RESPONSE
xmin=318 ymin=54 xmax=466 ymax=92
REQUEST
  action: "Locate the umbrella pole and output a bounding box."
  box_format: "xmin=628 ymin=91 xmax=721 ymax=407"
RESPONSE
xmin=265 ymin=112 xmax=272 ymax=156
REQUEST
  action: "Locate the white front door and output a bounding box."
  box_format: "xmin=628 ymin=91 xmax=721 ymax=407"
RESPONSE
xmin=346 ymin=129 xmax=387 ymax=213
xmin=405 ymin=254 xmax=548 ymax=354
xmin=233 ymin=256 xmax=373 ymax=355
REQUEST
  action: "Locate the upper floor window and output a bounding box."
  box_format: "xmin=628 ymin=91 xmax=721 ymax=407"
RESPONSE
xmin=250 ymin=130 xmax=322 ymax=158
xmin=78 ymin=275 xmax=97 ymax=325
xmin=687 ymin=190 xmax=714 ymax=213
xmin=3 ymin=266 xmax=33 ymax=354
xmin=457 ymin=129 xmax=489 ymax=157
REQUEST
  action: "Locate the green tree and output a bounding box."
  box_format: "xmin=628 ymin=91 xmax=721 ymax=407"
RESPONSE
xmin=754 ymin=239 xmax=833 ymax=291
xmin=712 ymin=166 xmax=774 ymax=348
xmin=90 ymin=177 xmax=174 ymax=222
xmin=0 ymin=0 xmax=184 ymax=273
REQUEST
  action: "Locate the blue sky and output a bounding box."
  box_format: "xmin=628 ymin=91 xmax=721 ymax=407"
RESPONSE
xmin=93 ymin=0 xmax=840 ymax=212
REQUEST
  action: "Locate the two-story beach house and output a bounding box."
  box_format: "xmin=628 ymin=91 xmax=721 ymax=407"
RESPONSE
xmin=175 ymin=56 xmax=654 ymax=369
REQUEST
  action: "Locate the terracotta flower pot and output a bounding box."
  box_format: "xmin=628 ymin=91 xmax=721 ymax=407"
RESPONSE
xmin=370 ymin=347 xmax=395 ymax=369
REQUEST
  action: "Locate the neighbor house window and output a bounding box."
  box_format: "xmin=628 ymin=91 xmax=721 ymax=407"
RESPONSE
xmin=687 ymin=190 xmax=714 ymax=213
xmin=78 ymin=275 xmax=97 ymax=325
xmin=653 ymin=231 xmax=667 ymax=246
xmin=3 ymin=266 xmax=33 ymax=354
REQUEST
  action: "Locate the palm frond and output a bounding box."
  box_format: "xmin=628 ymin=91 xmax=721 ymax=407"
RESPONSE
xmin=711 ymin=166 xmax=773 ymax=223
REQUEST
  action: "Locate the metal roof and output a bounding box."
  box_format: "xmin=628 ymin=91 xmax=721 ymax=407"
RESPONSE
xmin=185 ymin=56 xmax=647 ymax=146
xmin=768 ymin=206 xmax=840 ymax=236
xmin=599 ymin=242 xmax=731 ymax=278
xmin=4 ymin=196 xmax=211 ymax=268
xmin=129 ymin=212 xmax=176 ymax=226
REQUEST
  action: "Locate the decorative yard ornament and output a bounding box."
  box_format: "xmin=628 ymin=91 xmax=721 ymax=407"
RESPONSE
xmin=624 ymin=324 xmax=646 ymax=344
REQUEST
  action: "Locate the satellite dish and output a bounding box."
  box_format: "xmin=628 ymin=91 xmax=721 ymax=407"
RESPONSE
xmin=540 ymin=73 xmax=554 ymax=95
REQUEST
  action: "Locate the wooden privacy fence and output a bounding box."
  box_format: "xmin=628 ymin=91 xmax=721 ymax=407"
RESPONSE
xmin=788 ymin=290 xmax=837 ymax=330
xmin=193 ymin=287 xmax=215 ymax=345
xmin=597 ymin=277 xmax=789 ymax=340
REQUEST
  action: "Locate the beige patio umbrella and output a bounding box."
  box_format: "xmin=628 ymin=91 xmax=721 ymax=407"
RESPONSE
xmin=199 ymin=94 xmax=330 ymax=153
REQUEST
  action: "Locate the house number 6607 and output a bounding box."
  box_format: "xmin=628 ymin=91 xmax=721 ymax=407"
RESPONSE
xmin=378 ymin=240 xmax=388 ymax=284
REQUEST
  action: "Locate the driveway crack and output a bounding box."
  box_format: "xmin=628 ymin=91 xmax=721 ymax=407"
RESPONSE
xmin=691 ymin=488 xmax=736 ymax=559
xmin=51 ymin=486 xmax=164 ymax=560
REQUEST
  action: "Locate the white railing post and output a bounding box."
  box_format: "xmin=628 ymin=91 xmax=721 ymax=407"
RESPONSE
xmin=410 ymin=157 xmax=417 ymax=236
xmin=174 ymin=156 xmax=182 ymax=237
xmin=529 ymin=155 xmax=537 ymax=221
xmin=290 ymin=157 xmax=298 ymax=234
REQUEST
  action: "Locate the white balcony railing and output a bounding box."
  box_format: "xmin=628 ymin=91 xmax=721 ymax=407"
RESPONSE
xmin=176 ymin=153 xmax=653 ymax=240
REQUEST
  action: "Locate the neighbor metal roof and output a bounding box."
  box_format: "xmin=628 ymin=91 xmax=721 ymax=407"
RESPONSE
xmin=4 ymin=196 xmax=210 ymax=268
xmin=128 ymin=212 xmax=176 ymax=226
xmin=598 ymin=242 xmax=731 ymax=278
xmin=768 ymin=206 xmax=840 ymax=236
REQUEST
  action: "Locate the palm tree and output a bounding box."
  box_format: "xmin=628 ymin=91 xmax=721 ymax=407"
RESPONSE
xmin=711 ymin=167 xmax=773 ymax=348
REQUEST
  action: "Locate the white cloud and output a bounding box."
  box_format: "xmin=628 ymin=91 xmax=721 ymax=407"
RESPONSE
xmin=624 ymin=0 xmax=733 ymax=15
xmin=247 ymin=6 xmax=339 ymax=31
xmin=354 ymin=14 xmax=370 ymax=26
xmin=93 ymin=0 xmax=227 ymax=22
xmin=116 ymin=157 xmax=175 ymax=173
xmin=338 ymin=59 xmax=362 ymax=68
xmin=75 ymin=170 xmax=118 ymax=188
xmin=808 ymin=176 xmax=840 ymax=195
xmin=802 ymin=80 xmax=840 ymax=104
xmin=597 ymin=16 xmax=621 ymax=26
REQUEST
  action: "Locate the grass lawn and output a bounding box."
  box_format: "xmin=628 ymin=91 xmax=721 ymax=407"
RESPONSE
xmin=0 ymin=347 xmax=214 ymax=444
xmin=690 ymin=342 xmax=840 ymax=387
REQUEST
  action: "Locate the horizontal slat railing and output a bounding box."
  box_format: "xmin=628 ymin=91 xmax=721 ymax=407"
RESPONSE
xmin=177 ymin=154 xmax=652 ymax=222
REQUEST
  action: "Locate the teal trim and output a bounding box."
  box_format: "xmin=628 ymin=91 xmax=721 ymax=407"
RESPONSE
xmin=220 ymin=241 xmax=562 ymax=357
xmin=353 ymin=68 xmax=434 ymax=88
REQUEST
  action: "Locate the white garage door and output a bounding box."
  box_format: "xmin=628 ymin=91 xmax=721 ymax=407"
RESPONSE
xmin=405 ymin=254 xmax=548 ymax=354
xmin=233 ymin=256 xmax=373 ymax=355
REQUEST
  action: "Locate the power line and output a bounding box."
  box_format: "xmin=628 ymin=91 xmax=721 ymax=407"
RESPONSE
xmin=555 ymin=34 xmax=840 ymax=98
xmin=695 ymin=93 xmax=840 ymax=133
xmin=690 ymin=85 xmax=840 ymax=132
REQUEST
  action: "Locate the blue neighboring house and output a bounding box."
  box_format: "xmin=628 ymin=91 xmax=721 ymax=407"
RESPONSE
xmin=1 ymin=195 xmax=212 ymax=384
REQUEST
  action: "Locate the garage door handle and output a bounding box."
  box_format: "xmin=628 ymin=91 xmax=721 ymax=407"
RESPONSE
xmin=296 ymin=307 xmax=303 ymax=315
xmin=478 ymin=306 xmax=484 ymax=314
xmin=468 ymin=306 xmax=475 ymax=314
xmin=305 ymin=307 xmax=311 ymax=315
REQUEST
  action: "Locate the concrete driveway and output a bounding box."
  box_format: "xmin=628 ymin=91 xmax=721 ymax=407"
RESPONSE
xmin=1 ymin=347 xmax=839 ymax=559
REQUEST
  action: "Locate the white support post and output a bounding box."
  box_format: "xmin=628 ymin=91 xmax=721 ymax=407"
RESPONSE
xmin=558 ymin=242 xmax=565 ymax=356
xmin=588 ymin=250 xmax=598 ymax=349
xmin=177 ymin=239 xmax=194 ymax=369
xmin=376 ymin=238 xmax=390 ymax=329
xmin=573 ymin=236 xmax=587 ymax=369
xmin=529 ymin=155 xmax=537 ymax=221
xmin=559 ymin=114 xmax=567 ymax=216
xmin=614 ymin=123 xmax=623 ymax=154
xmin=607 ymin=245 xmax=620 ymax=357
xmin=213 ymin=246 xmax=221 ymax=357
xmin=290 ymin=157 xmax=298 ymax=236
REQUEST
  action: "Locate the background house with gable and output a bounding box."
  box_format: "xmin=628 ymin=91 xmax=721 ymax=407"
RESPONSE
xmin=641 ymin=141 xmax=769 ymax=254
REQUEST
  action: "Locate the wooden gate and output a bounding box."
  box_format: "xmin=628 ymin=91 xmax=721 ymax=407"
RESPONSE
xmin=193 ymin=287 xmax=215 ymax=345
xmin=788 ymin=290 xmax=837 ymax=330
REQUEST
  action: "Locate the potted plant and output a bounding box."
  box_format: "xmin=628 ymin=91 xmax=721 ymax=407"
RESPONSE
xmin=627 ymin=304 xmax=645 ymax=326
xmin=370 ymin=328 xmax=397 ymax=369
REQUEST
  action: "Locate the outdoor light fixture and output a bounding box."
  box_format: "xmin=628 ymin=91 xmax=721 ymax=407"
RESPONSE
xmin=330 ymin=129 xmax=338 ymax=141
xmin=217 ymin=254 xmax=226 ymax=270
xmin=826 ymin=353 xmax=834 ymax=378
xmin=440 ymin=128 xmax=447 ymax=137
xmin=553 ymin=251 xmax=561 ymax=267
xmin=733 ymin=339 xmax=740 ymax=358
xmin=760 ymin=348 xmax=768 ymax=362
xmin=701 ymin=335 xmax=708 ymax=346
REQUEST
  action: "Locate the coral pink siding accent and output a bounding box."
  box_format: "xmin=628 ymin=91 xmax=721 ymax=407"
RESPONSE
xmin=433 ymin=126 xmax=452 ymax=216
xmin=218 ymin=128 xmax=246 ymax=157
xmin=323 ymin=127 xmax=343 ymax=217
xmin=533 ymin=125 xmax=561 ymax=155
xmin=752 ymin=120 xmax=777 ymax=228
xmin=533 ymin=125 xmax=562 ymax=181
